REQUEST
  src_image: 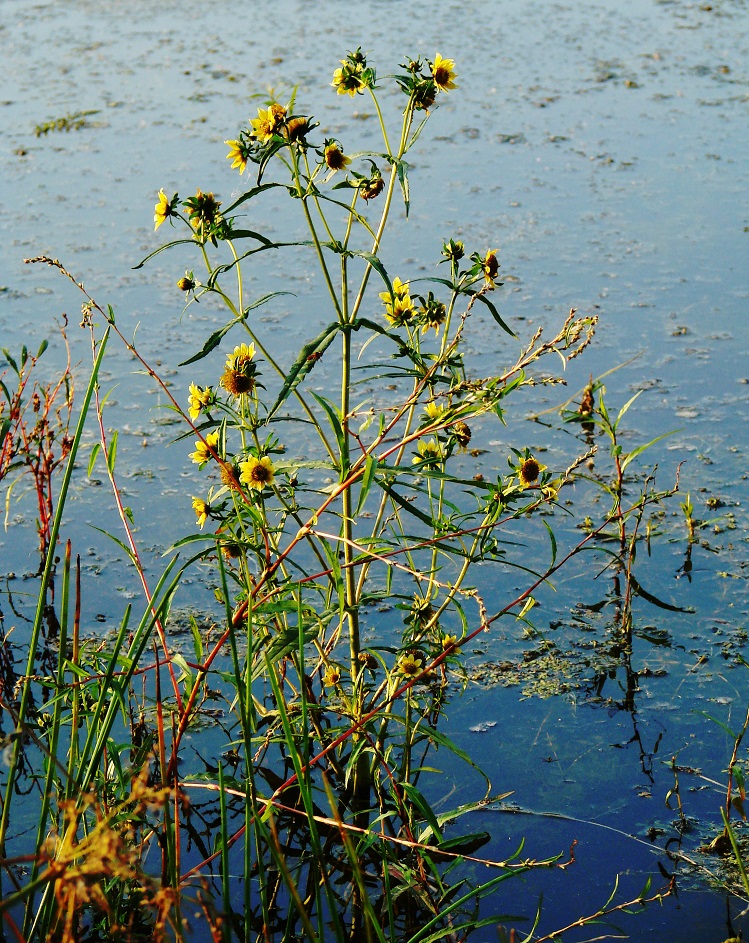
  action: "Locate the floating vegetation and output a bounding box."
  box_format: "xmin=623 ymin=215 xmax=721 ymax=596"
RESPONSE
xmin=33 ymin=109 xmax=100 ymax=136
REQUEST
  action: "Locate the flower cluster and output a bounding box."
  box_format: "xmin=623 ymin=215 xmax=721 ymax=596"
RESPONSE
xmin=331 ymin=48 xmax=376 ymax=97
xmin=396 ymin=53 xmax=458 ymax=111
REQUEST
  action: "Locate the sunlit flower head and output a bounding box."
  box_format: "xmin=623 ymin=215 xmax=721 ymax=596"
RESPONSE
xmin=190 ymin=430 xmax=219 ymax=467
xmin=177 ymin=273 xmax=196 ymax=292
xmin=239 ymin=455 xmax=275 ymax=491
xmin=418 ymin=295 xmax=447 ymax=335
xmin=451 ymin=420 xmax=471 ymax=449
xmin=413 ymin=439 xmax=444 ymax=467
xmin=323 ymin=665 xmax=342 ymax=687
xmin=379 ymin=276 xmax=414 ymax=326
xmin=250 ymin=103 xmax=286 ymax=143
xmin=397 ymin=652 xmax=424 ymax=677
xmin=221 ymin=369 xmax=254 ymax=397
xmin=188 ymin=383 xmax=213 ymax=421
xmin=482 ymin=249 xmax=500 ymax=286
xmin=226 ymin=343 xmax=256 ymax=371
xmin=332 ymin=62 xmax=363 ymax=97
xmin=154 ymin=189 xmax=174 ymax=230
xmin=222 ymin=343 xmax=257 ymax=397
xmin=324 ymin=141 xmax=351 ymax=172
xmin=441 ymin=634 xmax=461 ymax=654
xmin=192 ymin=497 xmax=209 ymax=529
xmin=424 ymin=400 xmax=447 ymax=422
xmin=518 ymin=455 xmax=547 ymax=488
xmin=432 ymin=54 xmax=458 ymax=92
xmin=224 ymin=139 xmax=248 ymax=175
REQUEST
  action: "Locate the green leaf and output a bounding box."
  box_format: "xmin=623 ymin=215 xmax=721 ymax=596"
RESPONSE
xmin=106 ymin=429 xmax=118 ymax=475
xmin=265 ymin=323 xmax=340 ymax=423
xmin=355 ymin=454 xmax=378 ymax=516
xmin=2 ymin=349 xmax=18 ymax=375
xmin=310 ymin=391 xmax=346 ymax=457
xmin=474 ymin=293 xmax=516 ymax=338
xmin=431 ymin=831 xmax=491 ymax=859
xmin=395 ymin=158 xmax=410 ymax=216
xmin=36 ymin=339 xmax=49 ymax=358
xmin=398 ymin=781 xmax=443 ymax=842
xmin=0 ymin=418 xmax=11 ymax=449
xmin=222 ymin=182 xmax=285 ymax=215
xmin=86 ymin=442 xmax=101 ymax=478
xmin=351 ymin=316 xmax=407 ymax=349
xmin=612 ymin=389 xmax=644 ymax=432
xmin=619 ymin=429 xmax=678 ymax=474
xmin=178 ymin=317 xmax=243 ymax=367
xmin=222 ymin=229 xmax=275 ymax=246
xmin=132 ymin=238 xmax=200 ymax=270
xmin=347 ymin=251 xmax=392 ymax=295
xmin=543 ymin=519 xmax=557 ymax=567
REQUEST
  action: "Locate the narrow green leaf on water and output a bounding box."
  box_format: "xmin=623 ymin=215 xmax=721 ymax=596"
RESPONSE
xmin=355 ymin=453 xmax=378 ymax=516
xmin=2 ymin=349 xmax=18 ymax=374
xmin=310 ymin=391 xmax=346 ymax=457
xmin=265 ymin=322 xmax=340 ymax=422
xmin=178 ymin=316 xmax=243 ymax=367
xmin=106 ymin=429 xmax=118 ymax=474
xmin=475 ymin=292 xmax=516 ymax=338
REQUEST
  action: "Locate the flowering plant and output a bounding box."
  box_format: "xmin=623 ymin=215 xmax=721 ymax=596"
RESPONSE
xmin=137 ymin=48 xmax=601 ymax=938
xmin=7 ymin=48 xmax=683 ymax=943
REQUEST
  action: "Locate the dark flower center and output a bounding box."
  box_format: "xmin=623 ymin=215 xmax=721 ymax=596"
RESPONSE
xmin=521 ymin=459 xmax=540 ymax=483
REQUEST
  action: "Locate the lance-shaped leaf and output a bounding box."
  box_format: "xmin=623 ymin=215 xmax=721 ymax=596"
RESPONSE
xmin=222 ymin=182 xmax=285 ymax=215
xmin=178 ymin=292 xmax=291 ymax=367
xmin=474 ymin=292 xmax=516 ymax=338
xmin=265 ymin=323 xmax=341 ymax=423
xmin=132 ymin=238 xmax=201 ymax=270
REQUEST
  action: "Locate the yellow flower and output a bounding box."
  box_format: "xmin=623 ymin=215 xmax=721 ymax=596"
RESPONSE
xmin=332 ymin=63 xmax=362 ymax=97
xmin=190 ymin=431 xmax=219 ymax=466
xmin=482 ymin=249 xmax=500 ymax=286
xmin=226 ymin=343 xmax=256 ymax=371
xmin=188 ymin=383 xmax=212 ymax=420
xmin=224 ymin=139 xmax=248 ymax=174
xmin=239 ymin=455 xmax=275 ymax=490
xmin=153 ymin=189 xmax=172 ymax=230
xmin=221 ymin=369 xmax=254 ymax=397
xmin=324 ymin=142 xmax=351 ymax=172
xmin=379 ymin=276 xmax=414 ymax=326
xmin=413 ymin=439 xmax=444 ymax=466
xmin=397 ymin=652 xmax=424 ymax=677
xmin=250 ymin=103 xmax=286 ymax=143
xmin=192 ymin=498 xmax=209 ymax=529
xmin=441 ymin=634 xmax=461 ymax=654
xmin=323 ymin=665 xmax=341 ymax=687
xmin=432 ymin=54 xmax=458 ymax=92
xmin=518 ymin=455 xmax=547 ymax=488
xmin=424 ymin=400 xmax=447 ymax=422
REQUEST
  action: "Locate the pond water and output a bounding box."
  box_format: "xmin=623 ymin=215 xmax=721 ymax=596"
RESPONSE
xmin=2 ymin=0 xmax=749 ymax=939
